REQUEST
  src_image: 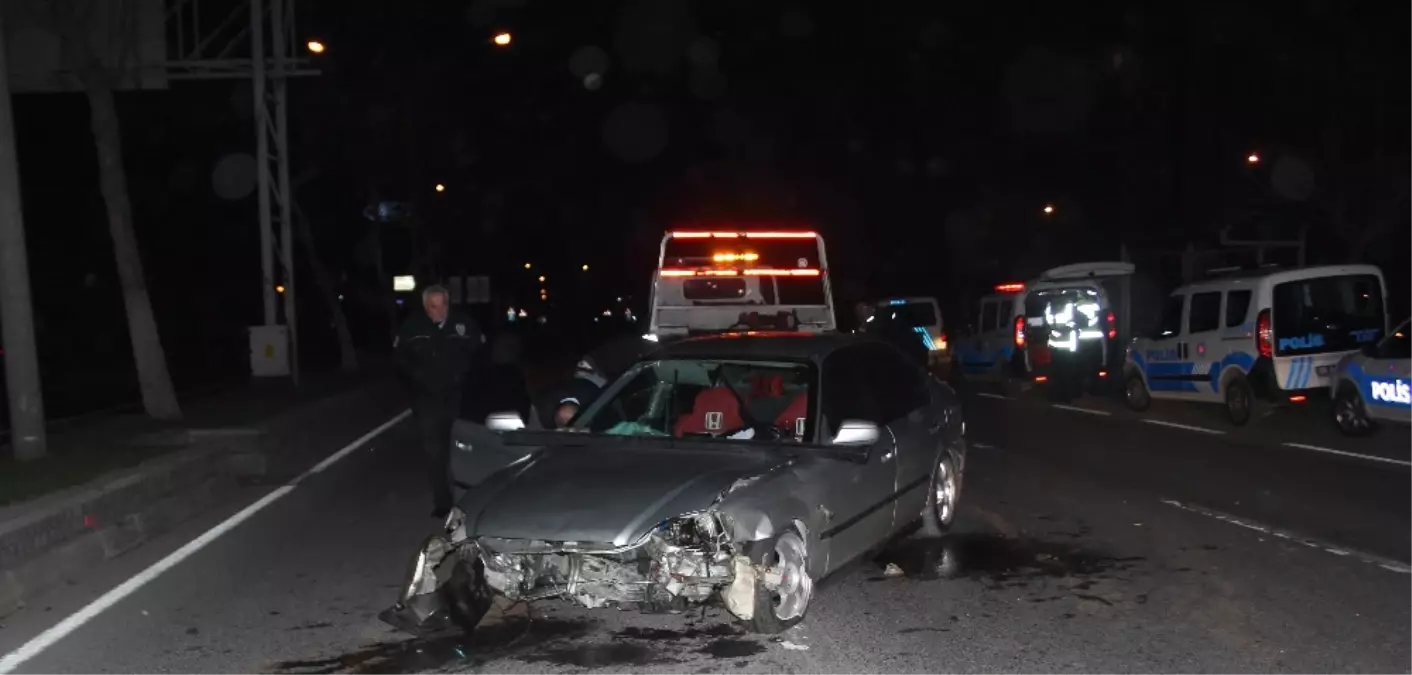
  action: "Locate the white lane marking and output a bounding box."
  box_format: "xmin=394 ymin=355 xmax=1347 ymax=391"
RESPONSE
xmin=1142 ymin=419 xmax=1225 ymax=435
xmin=1051 ymin=404 xmax=1111 ymax=416
xmin=972 ymin=442 xmax=996 ymax=450
xmin=1159 ymin=498 xmax=1411 ymax=575
xmin=0 ymin=409 xmax=413 ymax=674
xmin=976 ymin=392 xmax=1009 ymax=400
xmin=1282 ymin=442 xmax=1412 ymax=468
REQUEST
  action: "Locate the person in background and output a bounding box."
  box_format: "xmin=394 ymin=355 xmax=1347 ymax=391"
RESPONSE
xmin=395 ymin=285 xmax=482 ymax=518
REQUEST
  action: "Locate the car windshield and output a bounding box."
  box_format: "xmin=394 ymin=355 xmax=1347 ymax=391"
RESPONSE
xmin=573 ymin=358 xmax=817 ymax=443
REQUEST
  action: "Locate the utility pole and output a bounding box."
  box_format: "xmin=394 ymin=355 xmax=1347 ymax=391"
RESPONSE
xmin=0 ymin=14 xmax=48 ymax=460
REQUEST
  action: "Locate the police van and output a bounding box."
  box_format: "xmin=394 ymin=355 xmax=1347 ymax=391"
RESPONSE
xmin=873 ymin=296 xmax=949 ymax=369
xmin=956 ymin=262 xmax=1142 ymax=395
xmin=1123 ymin=264 xmax=1390 ymax=426
xmin=645 ymin=229 xmax=838 ymax=340
xmin=1330 ymin=317 xmax=1409 ymax=436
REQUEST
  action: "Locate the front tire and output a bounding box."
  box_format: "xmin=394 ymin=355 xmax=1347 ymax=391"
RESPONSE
xmin=1125 ymin=372 xmax=1152 ymax=411
xmin=746 ymin=530 xmax=813 ymax=634
xmin=1333 ymin=386 xmax=1375 ymax=437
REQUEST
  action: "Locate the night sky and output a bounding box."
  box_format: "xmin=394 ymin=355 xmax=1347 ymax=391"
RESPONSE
xmin=8 ymin=0 xmax=1410 ymax=413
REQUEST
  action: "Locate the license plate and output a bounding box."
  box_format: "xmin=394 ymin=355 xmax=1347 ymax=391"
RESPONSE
xmin=1316 ymin=365 xmax=1333 ymax=377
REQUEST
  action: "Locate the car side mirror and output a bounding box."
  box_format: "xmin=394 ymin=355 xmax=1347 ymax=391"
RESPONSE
xmin=830 ymin=419 xmax=879 ymax=447
xmin=485 ymin=411 xmax=526 ymax=432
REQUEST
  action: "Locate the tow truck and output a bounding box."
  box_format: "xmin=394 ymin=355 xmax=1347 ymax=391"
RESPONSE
xmin=645 ymin=229 xmax=838 ymax=340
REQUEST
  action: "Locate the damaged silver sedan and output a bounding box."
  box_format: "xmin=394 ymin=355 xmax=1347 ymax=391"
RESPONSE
xmin=381 ymin=332 xmax=967 ymax=636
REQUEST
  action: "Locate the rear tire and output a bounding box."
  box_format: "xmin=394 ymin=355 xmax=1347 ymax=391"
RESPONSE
xmin=1225 ymin=376 xmax=1255 ymax=426
xmin=920 ymin=453 xmax=959 ymax=538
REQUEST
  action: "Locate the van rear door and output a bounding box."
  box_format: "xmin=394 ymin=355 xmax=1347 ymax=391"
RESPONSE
xmin=1272 ymin=273 xmax=1386 ymax=357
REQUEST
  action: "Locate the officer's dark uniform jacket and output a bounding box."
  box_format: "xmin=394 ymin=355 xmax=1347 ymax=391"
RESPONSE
xmin=395 ymin=309 xmax=482 ymax=397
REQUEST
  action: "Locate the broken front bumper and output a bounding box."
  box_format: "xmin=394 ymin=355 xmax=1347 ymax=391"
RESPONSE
xmin=380 ymin=520 xmax=788 ymax=634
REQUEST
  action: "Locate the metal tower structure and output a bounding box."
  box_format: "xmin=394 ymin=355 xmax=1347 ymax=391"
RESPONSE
xmin=166 ymin=0 xmax=319 ymax=384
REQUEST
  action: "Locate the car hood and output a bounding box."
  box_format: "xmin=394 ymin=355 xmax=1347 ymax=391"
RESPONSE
xmin=457 ymin=443 xmax=788 ymax=547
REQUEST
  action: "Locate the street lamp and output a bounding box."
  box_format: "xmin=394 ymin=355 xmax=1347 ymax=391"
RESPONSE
xmin=1247 ymin=152 xmax=1260 ymax=165
xmin=524 ymin=262 xmax=532 ymax=269
xmin=306 ymin=40 xmax=326 ymax=54
xmin=434 ymin=183 xmax=445 ymax=193
xmin=538 ymin=275 xmax=546 ymax=283
xmin=582 ymin=264 xmax=590 ymax=271
xmin=1042 ymin=204 xmax=1055 ymax=215
xmin=492 ymin=32 xmax=512 ymax=47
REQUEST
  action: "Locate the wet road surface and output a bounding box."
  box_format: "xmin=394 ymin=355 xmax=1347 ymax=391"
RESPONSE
xmin=0 ymin=393 xmax=1406 ymax=673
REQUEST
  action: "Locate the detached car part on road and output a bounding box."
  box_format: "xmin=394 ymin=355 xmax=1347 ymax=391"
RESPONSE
xmin=381 ymin=332 xmax=967 ymax=636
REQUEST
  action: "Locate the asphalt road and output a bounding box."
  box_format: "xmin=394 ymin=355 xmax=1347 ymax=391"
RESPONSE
xmin=0 ymin=392 xmax=1407 ymax=673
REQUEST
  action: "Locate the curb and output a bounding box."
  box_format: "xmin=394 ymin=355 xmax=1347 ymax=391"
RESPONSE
xmin=0 ymin=378 xmax=401 ymax=619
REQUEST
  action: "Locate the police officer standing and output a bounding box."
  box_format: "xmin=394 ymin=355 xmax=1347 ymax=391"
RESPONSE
xmin=395 ymin=284 xmax=482 ymax=518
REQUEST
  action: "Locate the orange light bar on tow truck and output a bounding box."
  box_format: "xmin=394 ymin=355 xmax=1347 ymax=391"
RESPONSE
xmin=670 ymin=231 xmax=818 ymax=239
xmin=995 ymin=282 xmax=1026 ymax=293
xmin=660 ymin=268 xmax=821 ymax=277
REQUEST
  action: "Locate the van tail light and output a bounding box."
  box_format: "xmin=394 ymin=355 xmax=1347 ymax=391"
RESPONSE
xmin=1106 ymin=311 xmax=1117 ymax=340
xmin=937 ymin=332 xmax=948 ymax=351
xmin=1256 ymin=309 xmax=1273 ymax=358
xmin=1014 ymin=316 xmax=1026 ymax=348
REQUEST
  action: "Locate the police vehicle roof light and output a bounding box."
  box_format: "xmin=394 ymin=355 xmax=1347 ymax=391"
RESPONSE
xmin=995 ymin=282 xmax=1026 ymax=293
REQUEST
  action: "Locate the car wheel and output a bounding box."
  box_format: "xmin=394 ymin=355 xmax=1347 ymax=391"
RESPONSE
xmin=1125 ymin=372 xmax=1151 ymax=411
xmin=1333 ymin=386 xmax=1375 ymax=437
xmin=920 ymin=452 xmax=959 ymax=537
xmin=1225 ymin=376 xmax=1255 ymax=426
xmin=747 ymin=530 xmax=813 ymax=633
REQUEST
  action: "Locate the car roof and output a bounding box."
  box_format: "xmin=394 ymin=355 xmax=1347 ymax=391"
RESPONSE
xmin=656 ymin=331 xmax=876 ymax=361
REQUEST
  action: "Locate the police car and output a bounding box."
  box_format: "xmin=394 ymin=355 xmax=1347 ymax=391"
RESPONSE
xmin=873 ymin=296 xmax=949 ymax=370
xmin=956 ymin=262 xmax=1140 ymax=395
xmin=1123 ymin=264 xmax=1390 ymax=426
xmin=1331 ymin=318 xmax=1409 ymax=436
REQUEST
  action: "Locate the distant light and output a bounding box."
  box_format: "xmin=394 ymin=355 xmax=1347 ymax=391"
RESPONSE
xmin=434 ymin=183 xmax=445 ymax=193
xmin=306 ymin=40 xmax=325 ymax=54
xmin=1042 ymin=205 xmax=1055 ymax=215
xmin=538 ymin=275 xmax=545 ymax=283
xmin=582 ymin=264 xmax=590 ymax=271
xmin=492 ymin=32 xmax=512 ymax=47
xmin=1247 ymin=153 xmax=1260 ymax=164
xmin=275 ymin=284 xmax=286 ymax=294
xmin=524 ymin=262 xmax=532 ymax=269
xmin=393 ymin=275 xmax=416 ymax=292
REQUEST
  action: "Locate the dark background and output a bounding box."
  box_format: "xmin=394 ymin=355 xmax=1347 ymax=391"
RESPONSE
xmin=10 ymin=0 xmax=1409 ymax=416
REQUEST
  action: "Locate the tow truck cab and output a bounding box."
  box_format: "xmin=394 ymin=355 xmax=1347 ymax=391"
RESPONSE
xmin=645 ymin=229 xmax=837 ymax=341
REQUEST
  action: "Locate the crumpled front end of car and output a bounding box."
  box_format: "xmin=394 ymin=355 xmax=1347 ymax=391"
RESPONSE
xmin=380 ymin=508 xmax=780 ymax=635
xmin=477 ymin=510 xmax=736 ymax=609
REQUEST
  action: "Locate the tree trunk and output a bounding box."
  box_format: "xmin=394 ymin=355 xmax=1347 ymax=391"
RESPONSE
xmin=83 ymin=78 xmax=181 ymax=420
xmin=293 ymin=202 xmax=358 ymax=373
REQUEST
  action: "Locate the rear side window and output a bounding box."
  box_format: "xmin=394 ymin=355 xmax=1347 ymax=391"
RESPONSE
xmin=1225 ymin=290 xmax=1252 ymax=327
xmin=1272 ymin=274 xmax=1385 ymax=356
xmin=1188 ymin=292 xmax=1222 ymax=333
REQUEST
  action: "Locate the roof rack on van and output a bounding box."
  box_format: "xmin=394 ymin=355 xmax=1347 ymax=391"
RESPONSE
xmin=1197 ymin=262 xmax=1285 ymax=280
